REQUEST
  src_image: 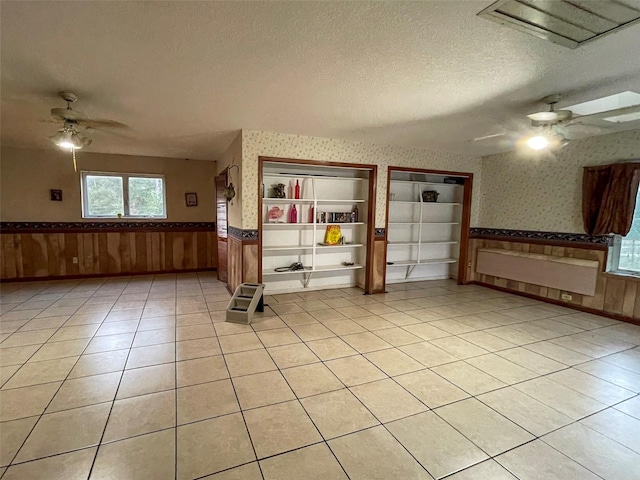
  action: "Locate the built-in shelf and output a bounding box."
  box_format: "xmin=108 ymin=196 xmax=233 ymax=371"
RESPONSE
xmin=263 ymin=264 xmax=364 ymax=276
xmin=389 ymin=201 xmax=461 ymax=205
xmin=390 ymin=179 xmax=462 ymax=187
xmin=387 ymin=258 xmax=458 ymax=267
xmin=387 ymin=173 xmax=465 ymax=282
xmin=264 ymin=173 xmax=366 ymax=181
xmin=264 ymin=244 xmax=364 ymax=251
xmin=262 ymin=162 xmax=370 ymax=292
xmin=263 ymin=222 xmax=364 ymax=227
xmin=263 ymin=198 xmax=314 ymax=204
xmin=263 ymin=198 xmax=366 ymax=204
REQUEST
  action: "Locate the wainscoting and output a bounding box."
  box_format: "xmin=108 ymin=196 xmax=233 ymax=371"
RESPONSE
xmin=0 ymin=223 xmax=217 ymax=281
xmin=227 ymin=227 xmax=259 ymax=293
xmin=468 ymin=229 xmax=638 ymax=323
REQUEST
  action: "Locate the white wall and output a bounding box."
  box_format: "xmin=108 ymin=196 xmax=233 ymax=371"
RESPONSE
xmin=480 ymin=129 xmax=640 ymax=232
xmin=241 ymin=130 xmax=482 ymax=229
xmin=0 ymin=146 xmax=217 ymax=222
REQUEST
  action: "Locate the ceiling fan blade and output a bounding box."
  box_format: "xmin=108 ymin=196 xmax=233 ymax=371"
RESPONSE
xmin=77 ymin=119 xmax=129 ymax=129
xmin=561 ymin=122 xmax=610 ymax=138
xmin=50 ymin=107 xmax=86 ymax=122
xmin=473 ymin=132 xmax=506 ymax=142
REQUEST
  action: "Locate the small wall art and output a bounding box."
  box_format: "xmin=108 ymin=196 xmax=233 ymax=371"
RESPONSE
xmin=185 ymin=192 xmax=198 ymax=207
xmin=50 ymin=189 xmax=63 ymax=201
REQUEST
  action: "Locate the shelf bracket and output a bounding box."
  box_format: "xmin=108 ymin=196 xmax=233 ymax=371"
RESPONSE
xmin=406 ymin=265 xmax=417 ymax=278
xmin=303 ymin=271 xmax=314 ymax=288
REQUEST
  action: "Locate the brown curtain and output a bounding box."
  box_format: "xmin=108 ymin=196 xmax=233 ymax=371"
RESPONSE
xmin=582 ymin=163 xmax=640 ymax=235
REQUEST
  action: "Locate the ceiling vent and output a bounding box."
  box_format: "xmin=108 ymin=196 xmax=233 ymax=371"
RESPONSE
xmin=478 ymin=0 xmax=640 ymax=49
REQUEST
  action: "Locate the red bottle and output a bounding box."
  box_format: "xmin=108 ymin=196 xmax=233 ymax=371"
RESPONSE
xmin=290 ymin=204 xmax=298 ymax=223
xmin=309 ymin=206 xmax=314 ymax=223
xmin=295 ymin=180 xmax=300 ymax=199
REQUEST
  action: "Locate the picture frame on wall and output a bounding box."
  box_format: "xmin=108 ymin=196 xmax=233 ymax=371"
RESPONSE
xmin=50 ymin=189 xmax=63 ymax=201
xmin=185 ymin=192 xmax=198 ymax=207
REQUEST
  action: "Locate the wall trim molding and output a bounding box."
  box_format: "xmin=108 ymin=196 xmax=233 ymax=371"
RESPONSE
xmin=470 ymin=227 xmax=613 ymax=247
xmin=0 ymin=221 xmax=216 ymax=234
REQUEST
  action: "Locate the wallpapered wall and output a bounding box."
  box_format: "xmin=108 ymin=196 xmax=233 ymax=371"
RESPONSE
xmin=217 ymin=132 xmax=243 ymax=228
xmin=240 ymin=130 xmax=482 ymax=229
xmin=480 ymin=129 xmax=640 ymax=233
xmin=1 ymin=146 xmax=217 ymax=222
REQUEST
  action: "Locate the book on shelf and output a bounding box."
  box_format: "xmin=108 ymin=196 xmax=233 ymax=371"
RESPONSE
xmin=317 ymin=211 xmax=355 ymax=223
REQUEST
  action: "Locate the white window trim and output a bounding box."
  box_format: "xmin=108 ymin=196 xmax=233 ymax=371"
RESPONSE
xmin=81 ymin=171 xmax=167 ymax=219
xmin=610 ymin=234 xmax=640 ymax=278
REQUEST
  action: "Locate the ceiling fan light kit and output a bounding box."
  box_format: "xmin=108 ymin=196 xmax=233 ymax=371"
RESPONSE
xmin=526 ymin=135 xmax=549 ymax=150
xmin=48 ymin=91 xmax=125 ymax=170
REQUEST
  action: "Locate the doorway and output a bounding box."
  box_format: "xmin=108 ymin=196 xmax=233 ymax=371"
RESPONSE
xmin=215 ymin=173 xmax=228 ymax=283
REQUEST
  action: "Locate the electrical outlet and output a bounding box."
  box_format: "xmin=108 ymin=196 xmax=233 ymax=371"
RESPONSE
xmin=72 ymin=257 xmax=78 ymax=264
xmin=560 ymin=292 xmax=572 ymax=301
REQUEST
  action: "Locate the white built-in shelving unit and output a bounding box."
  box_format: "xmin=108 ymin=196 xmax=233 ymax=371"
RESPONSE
xmin=386 ymin=172 xmax=467 ymax=283
xmin=260 ymin=162 xmax=371 ymax=293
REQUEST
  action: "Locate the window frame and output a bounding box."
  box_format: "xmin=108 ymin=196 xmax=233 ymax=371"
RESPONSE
xmin=81 ymin=171 xmax=167 ymax=219
xmin=611 ymin=234 xmax=640 ymax=278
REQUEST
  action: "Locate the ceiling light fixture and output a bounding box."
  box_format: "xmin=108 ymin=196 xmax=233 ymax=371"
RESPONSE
xmin=525 ymin=128 xmax=569 ymax=151
xmin=526 ymin=135 xmax=549 ymax=150
xmin=49 ymin=121 xmax=92 ymax=171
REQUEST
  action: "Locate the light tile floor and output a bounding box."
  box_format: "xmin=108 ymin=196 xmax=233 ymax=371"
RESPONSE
xmin=0 ymin=273 xmax=639 ymax=479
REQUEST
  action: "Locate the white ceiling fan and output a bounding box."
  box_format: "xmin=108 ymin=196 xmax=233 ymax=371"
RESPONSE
xmin=474 ymin=93 xmax=640 ymax=151
xmin=49 ymin=92 xmax=128 ymax=169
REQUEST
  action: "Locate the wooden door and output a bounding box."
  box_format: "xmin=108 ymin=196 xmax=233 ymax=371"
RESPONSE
xmin=215 ymin=173 xmax=228 ymax=283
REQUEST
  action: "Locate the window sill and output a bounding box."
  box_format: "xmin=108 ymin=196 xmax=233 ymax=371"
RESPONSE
xmin=605 ymin=271 xmax=640 ymax=281
xmin=81 ymin=217 xmax=168 ymax=220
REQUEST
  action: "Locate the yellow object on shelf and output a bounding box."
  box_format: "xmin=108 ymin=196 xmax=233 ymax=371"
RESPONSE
xmin=324 ymin=225 xmax=342 ymax=245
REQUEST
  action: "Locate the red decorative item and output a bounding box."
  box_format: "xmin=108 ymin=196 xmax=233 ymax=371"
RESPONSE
xmin=309 ymin=206 xmax=314 ymax=223
xmin=290 ymin=204 xmax=298 ymax=223
xmin=295 ymin=180 xmax=300 ymax=199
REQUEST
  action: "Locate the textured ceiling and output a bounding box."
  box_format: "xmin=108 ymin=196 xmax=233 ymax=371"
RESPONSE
xmin=1 ymin=1 xmax=640 ymax=160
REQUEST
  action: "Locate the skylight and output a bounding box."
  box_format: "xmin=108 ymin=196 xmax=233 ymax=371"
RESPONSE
xmin=478 ymin=0 xmax=640 ymax=49
xmin=566 ymin=91 xmax=640 ymax=123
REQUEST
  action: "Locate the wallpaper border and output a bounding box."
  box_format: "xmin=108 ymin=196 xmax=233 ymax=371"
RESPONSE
xmin=470 ymin=227 xmax=614 ymax=246
xmin=228 ymin=226 xmax=258 ymax=241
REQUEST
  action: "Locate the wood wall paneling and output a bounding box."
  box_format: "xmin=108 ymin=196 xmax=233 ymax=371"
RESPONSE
xmin=372 ymin=238 xmax=386 ymax=294
xmin=1 ymin=230 xmax=217 ymax=281
xmin=469 ymin=238 xmax=638 ymax=323
xmin=227 ymin=235 xmax=243 ymax=293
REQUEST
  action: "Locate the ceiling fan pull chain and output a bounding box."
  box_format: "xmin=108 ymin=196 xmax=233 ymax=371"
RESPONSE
xmin=72 ymin=148 xmax=77 ymax=172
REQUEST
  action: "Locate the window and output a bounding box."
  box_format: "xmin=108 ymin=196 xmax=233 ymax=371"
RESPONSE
xmin=81 ymin=171 xmax=166 ymax=218
xmin=612 ymin=188 xmax=640 ymax=275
